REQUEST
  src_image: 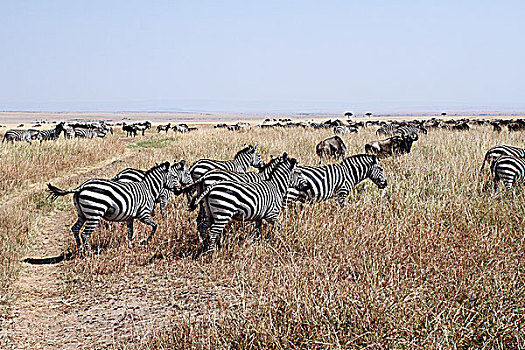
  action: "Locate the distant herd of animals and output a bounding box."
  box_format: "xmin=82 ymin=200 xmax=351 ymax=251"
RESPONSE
xmin=2 ymin=115 xmax=525 ymax=254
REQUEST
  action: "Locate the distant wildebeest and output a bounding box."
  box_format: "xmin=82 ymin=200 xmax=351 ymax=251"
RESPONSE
xmin=316 ymin=136 xmax=347 ymax=163
xmin=122 ymin=123 xmax=138 ymax=137
xmin=452 ymin=122 xmax=470 ymax=131
xmin=365 ymin=133 xmax=418 ymax=158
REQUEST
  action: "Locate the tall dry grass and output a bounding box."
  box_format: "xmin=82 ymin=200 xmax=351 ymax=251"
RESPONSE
xmin=0 ymin=136 xmax=126 ymax=306
xmin=46 ymin=125 xmax=525 ymax=348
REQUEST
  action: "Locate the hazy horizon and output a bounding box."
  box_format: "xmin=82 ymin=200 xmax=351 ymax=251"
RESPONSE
xmin=2 ymin=1 xmax=524 ymax=113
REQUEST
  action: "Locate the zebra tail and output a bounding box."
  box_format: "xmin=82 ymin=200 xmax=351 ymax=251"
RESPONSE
xmin=189 ymin=185 xmax=213 ymax=211
xmin=47 ymin=183 xmax=78 ymax=202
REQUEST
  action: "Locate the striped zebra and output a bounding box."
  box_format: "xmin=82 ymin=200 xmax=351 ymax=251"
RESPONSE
xmin=2 ymin=129 xmax=40 ymax=144
xmin=376 ymin=124 xmax=399 ymax=136
xmin=395 ymin=125 xmax=427 ymax=136
xmin=112 ymin=162 xmax=192 ymax=215
xmin=185 ymin=155 xmax=284 ymax=241
xmin=38 ymin=122 xmax=65 ymax=142
xmin=188 ymin=143 xmax=265 ymax=185
xmin=286 ymin=154 xmax=387 ymax=207
xmin=189 ymin=153 xmax=307 ymax=250
xmin=334 ymin=126 xmax=350 ymax=134
xmin=491 ymin=156 xmax=525 ymax=191
xmin=74 ymin=128 xmax=106 ymax=139
xmin=480 ymin=145 xmax=525 ymax=173
xmin=47 ymin=161 xmax=187 ymax=253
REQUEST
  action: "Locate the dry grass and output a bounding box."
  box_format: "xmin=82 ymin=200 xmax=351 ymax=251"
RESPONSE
xmin=2 ymin=124 xmax=525 ymax=348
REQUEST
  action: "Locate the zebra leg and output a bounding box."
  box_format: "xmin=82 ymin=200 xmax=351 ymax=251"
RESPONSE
xmin=80 ymin=218 xmax=100 ymax=254
xmin=254 ymin=220 xmax=263 ymax=239
xmin=207 ymin=217 xmax=230 ymax=251
xmin=70 ymin=216 xmax=85 ymax=250
xmin=159 ymin=190 xmax=169 ymax=216
xmin=139 ymin=216 xmax=158 ymax=245
xmin=336 ymin=190 xmax=349 ymax=208
xmin=126 ymin=220 xmax=134 ymax=248
xmin=196 ymin=204 xmax=209 ymax=243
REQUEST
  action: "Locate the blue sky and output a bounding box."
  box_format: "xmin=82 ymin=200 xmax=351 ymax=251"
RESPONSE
xmin=1 ymin=1 xmax=524 ymax=112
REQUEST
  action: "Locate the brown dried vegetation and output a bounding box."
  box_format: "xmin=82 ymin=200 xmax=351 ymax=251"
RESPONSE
xmin=1 ymin=124 xmax=524 ymax=348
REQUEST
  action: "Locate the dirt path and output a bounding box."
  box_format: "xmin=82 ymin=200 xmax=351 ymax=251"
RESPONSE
xmin=0 ymin=148 xmax=139 ymax=349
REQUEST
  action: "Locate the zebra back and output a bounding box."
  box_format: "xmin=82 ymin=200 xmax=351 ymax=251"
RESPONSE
xmin=189 ymin=144 xmax=264 ymax=181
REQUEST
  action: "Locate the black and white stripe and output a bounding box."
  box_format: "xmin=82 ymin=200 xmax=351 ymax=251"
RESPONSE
xmin=38 ymin=122 xmax=65 ymax=142
xmin=480 ymin=145 xmax=525 ymax=173
xmin=2 ymin=129 xmax=40 ymax=144
xmin=189 ymin=153 xmax=307 ymax=250
xmin=491 ymin=156 xmax=525 ymax=190
xmin=74 ymin=128 xmax=106 ymax=139
xmin=112 ymin=163 xmax=192 ymax=215
xmin=376 ymin=124 xmax=399 ymax=136
xmin=189 ymin=143 xmax=265 ymax=183
xmin=286 ymin=154 xmax=387 ymax=207
xmin=185 ymin=156 xmax=283 ymax=241
xmin=395 ymin=125 xmax=427 ymax=136
xmin=47 ymin=161 xmax=187 ymax=252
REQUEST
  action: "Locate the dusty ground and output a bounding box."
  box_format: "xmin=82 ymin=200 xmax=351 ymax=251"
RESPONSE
xmin=0 ymin=143 xmax=235 ymax=349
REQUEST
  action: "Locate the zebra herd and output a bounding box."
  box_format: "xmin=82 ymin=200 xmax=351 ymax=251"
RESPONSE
xmin=47 ymin=144 xmax=388 ymax=254
xmin=2 ymin=121 xmax=111 ymax=144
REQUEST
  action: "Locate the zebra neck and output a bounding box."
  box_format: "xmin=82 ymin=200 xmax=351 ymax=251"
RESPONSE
xmin=143 ymin=172 xmax=164 ymax=198
xmin=232 ymin=153 xmax=251 ymax=172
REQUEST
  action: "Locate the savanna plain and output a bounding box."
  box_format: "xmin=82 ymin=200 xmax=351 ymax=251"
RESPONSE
xmin=0 ymin=118 xmax=523 ymax=349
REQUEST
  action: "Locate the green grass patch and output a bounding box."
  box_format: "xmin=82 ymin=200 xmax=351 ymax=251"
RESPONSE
xmin=127 ymin=137 xmax=176 ymax=149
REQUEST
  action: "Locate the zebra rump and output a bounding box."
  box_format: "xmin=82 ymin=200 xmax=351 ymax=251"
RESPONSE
xmin=490 ymin=155 xmax=525 ymax=191
xmin=286 ymin=154 xmax=387 ymax=207
xmin=480 ymin=145 xmax=525 ymax=173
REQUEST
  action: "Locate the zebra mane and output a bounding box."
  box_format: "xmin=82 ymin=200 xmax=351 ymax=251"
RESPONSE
xmin=257 ymin=155 xmax=279 ymax=173
xmin=265 ymin=153 xmax=296 ymax=179
xmin=342 ymin=154 xmax=378 ymax=165
xmin=234 ymin=145 xmax=255 ymax=159
xmin=143 ymin=161 xmax=170 ymax=178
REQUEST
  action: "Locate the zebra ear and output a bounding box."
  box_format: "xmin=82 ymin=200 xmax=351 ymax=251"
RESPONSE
xmin=254 ymin=142 xmax=257 ymax=150
xmin=290 ymin=158 xmax=297 ymax=167
xmin=179 ymin=159 xmax=185 ymax=167
xmin=282 ymin=152 xmax=288 ymax=159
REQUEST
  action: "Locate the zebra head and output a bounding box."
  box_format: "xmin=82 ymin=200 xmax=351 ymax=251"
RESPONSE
xmin=368 ymin=156 xmax=387 ymax=189
xmin=166 ymin=160 xmax=189 ymax=195
xmin=242 ymin=143 xmax=265 ymax=169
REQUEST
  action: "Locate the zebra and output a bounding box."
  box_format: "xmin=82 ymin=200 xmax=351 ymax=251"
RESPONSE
xmin=491 ymin=156 xmax=525 ymax=191
xmin=376 ymin=124 xmax=399 ymax=136
xmin=2 ymin=129 xmax=40 ymax=144
xmin=395 ymin=125 xmax=427 ymax=136
xmin=480 ymin=145 xmax=525 ymax=173
xmin=37 ymin=122 xmax=65 ymax=142
xmin=185 ymin=155 xmax=284 ymax=241
xmin=157 ymin=123 xmax=171 ymax=133
xmin=47 ymin=161 xmax=187 ymax=253
xmin=134 ymin=121 xmax=151 ymax=136
xmin=286 ymin=154 xmax=387 ymax=207
xmin=186 ymin=143 xmax=265 ymax=233
xmin=112 ymin=163 xmax=192 ymax=215
xmin=334 ymin=126 xmax=351 ymax=134
xmin=189 ymin=153 xmax=308 ymax=251
xmin=74 ymin=128 xmax=106 ymax=139
xmin=188 ymin=143 xmax=265 ymax=184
